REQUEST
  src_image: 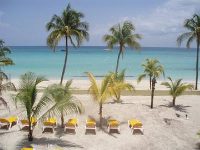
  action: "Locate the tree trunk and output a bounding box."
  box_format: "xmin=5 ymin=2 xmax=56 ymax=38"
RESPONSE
xmin=61 ymin=112 xmax=64 ymax=128
xmin=60 ymin=36 xmax=69 ymax=85
xmin=99 ymin=103 xmax=103 ymax=128
xmin=195 ymin=39 xmax=199 ymax=90
xmin=28 ymin=118 xmax=33 ymax=141
xmin=149 ymin=75 xmax=152 ymax=90
xmin=117 ymin=94 xmax=121 ymax=103
xmin=115 ymin=45 xmax=122 ymax=74
xmin=172 ymin=97 xmax=176 ymax=106
xmin=151 ymin=83 xmax=155 ymax=109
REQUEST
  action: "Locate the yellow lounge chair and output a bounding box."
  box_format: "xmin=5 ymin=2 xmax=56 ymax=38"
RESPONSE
xmin=85 ymin=118 xmax=96 ymax=134
xmin=20 ymin=117 xmax=37 ymax=130
xmin=42 ymin=118 xmax=57 ymax=133
xmin=21 ymin=147 xmax=35 ymax=150
xmin=65 ymin=118 xmax=78 ymax=133
xmin=107 ymin=119 xmax=120 ymax=133
xmin=0 ymin=116 xmax=18 ymax=130
xmin=128 ymin=119 xmax=144 ymax=134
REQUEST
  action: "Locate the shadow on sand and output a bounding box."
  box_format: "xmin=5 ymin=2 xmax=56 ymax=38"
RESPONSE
xmin=195 ymin=142 xmax=200 ymax=150
xmin=88 ymin=116 xmax=120 ymax=138
xmin=16 ymin=136 xmax=84 ymax=149
xmin=159 ymin=102 xmax=191 ymax=113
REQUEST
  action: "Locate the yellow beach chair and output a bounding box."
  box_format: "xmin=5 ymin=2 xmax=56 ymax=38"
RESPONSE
xmin=65 ymin=118 xmax=78 ymax=133
xmin=85 ymin=118 xmax=96 ymax=134
xmin=20 ymin=117 xmax=37 ymax=130
xmin=107 ymin=119 xmax=120 ymax=133
xmin=21 ymin=147 xmax=35 ymax=150
xmin=42 ymin=118 xmax=57 ymax=133
xmin=0 ymin=116 xmax=18 ymax=130
xmin=128 ymin=119 xmax=144 ymax=134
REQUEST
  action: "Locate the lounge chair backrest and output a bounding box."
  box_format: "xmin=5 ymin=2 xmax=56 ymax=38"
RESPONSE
xmin=0 ymin=118 xmax=9 ymax=123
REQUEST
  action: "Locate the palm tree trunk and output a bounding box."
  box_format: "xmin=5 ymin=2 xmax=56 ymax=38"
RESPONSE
xmin=150 ymin=75 xmax=152 ymax=90
xmin=172 ymin=97 xmax=176 ymax=106
xmin=115 ymin=45 xmax=122 ymax=74
xmin=61 ymin=111 xmax=64 ymax=128
xmin=195 ymin=39 xmax=199 ymax=90
xmin=99 ymin=103 xmax=103 ymax=128
xmin=151 ymin=79 xmax=155 ymax=109
xmin=60 ymin=36 xmax=69 ymax=85
xmin=28 ymin=118 xmax=33 ymax=141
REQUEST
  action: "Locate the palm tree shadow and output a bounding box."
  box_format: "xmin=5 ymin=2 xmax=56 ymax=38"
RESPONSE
xmin=54 ymin=126 xmax=67 ymax=138
xmin=159 ymin=103 xmax=191 ymax=113
xmin=195 ymin=143 xmax=200 ymax=150
xmin=95 ymin=116 xmax=119 ymax=138
xmin=16 ymin=136 xmax=84 ymax=149
xmin=173 ymin=104 xmax=191 ymax=113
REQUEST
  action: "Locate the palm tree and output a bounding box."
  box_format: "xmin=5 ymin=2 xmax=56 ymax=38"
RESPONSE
xmin=87 ymin=72 xmax=112 ymax=128
xmin=108 ymin=70 xmax=134 ymax=103
xmin=0 ymin=71 xmax=16 ymax=108
xmin=0 ymin=39 xmax=15 ymax=108
xmin=0 ymin=39 xmax=14 ymax=66
xmin=137 ymin=59 xmax=165 ymax=89
xmin=42 ymin=80 xmax=83 ymax=128
xmin=103 ymin=21 xmax=142 ymax=74
xmin=177 ymin=14 xmax=200 ymax=90
xmin=161 ymin=77 xmax=193 ymax=106
xmin=46 ymin=4 xmax=89 ymax=85
xmin=15 ymin=72 xmax=49 ymax=141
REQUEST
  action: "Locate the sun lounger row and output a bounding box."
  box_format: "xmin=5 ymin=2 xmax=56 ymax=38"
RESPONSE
xmin=0 ymin=116 xmax=143 ymax=134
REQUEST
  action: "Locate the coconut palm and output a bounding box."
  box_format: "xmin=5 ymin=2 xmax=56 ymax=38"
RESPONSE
xmin=15 ymin=72 xmax=49 ymax=141
xmin=108 ymin=70 xmax=134 ymax=103
xmin=0 ymin=71 xmax=16 ymax=108
xmin=137 ymin=58 xmax=165 ymax=89
xmin=42 ymin=80 xmax=83 ymax=128
xmin=46 ymin=4 xmax=89 ymax=85
xmin=0 ymin=39 xmax=15 ymax=108
xmin=87 ymin=72 xmax=112 ymax=128
xmin=0 ymin=39 xmax=14 ymax=66
xmin=103 ymin=21 xmax=142 ymax=74
xmin=177 ymin=14 xmax=200 ymax=90
xmin=161 ymin=77 xmax=193 ymax=106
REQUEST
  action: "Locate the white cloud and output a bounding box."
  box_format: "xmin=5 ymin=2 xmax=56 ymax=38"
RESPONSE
xmin=131 ymin=0 xmax=200 ymax=36
xmin=90 ymin=0 xmax=200 ymax=46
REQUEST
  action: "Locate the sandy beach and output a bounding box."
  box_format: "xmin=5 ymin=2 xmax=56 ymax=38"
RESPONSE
xmin=0 ymin=79 xmax=200 ymax=150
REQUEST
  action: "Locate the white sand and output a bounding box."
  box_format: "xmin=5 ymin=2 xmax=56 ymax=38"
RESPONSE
xmin=0 ymin=80 xmax=200 ymax=150
xmin=11 ymin=78 xmax=197 ymax=90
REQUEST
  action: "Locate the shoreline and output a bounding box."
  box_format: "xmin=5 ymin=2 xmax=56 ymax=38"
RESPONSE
xmin=10 ymin=78 xmax=200 ymax=96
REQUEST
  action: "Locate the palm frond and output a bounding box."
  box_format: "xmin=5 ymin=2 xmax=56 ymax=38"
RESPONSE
xmin=137 ymin=74 xmax=146 ymax=83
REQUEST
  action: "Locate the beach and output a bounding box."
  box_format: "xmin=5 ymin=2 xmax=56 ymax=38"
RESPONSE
xmin=1 ymin=0 xmax=200 ymax=149
xmin=0 ymin=79 xmax=200 ymax=150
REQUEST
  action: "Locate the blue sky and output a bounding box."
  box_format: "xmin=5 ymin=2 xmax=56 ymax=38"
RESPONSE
xmin=0 ymin=0 xmax=199 ymax=47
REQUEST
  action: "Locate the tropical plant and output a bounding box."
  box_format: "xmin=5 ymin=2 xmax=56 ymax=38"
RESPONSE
xmin=42 ymin=80 xmax=83 ymax=128
xmin=177 ymin=14 xmax=200 ymax=90
xmin=108 ymin=70 xmax=134 ymax=103
xmin=0 ymin=39 xmax=14 ymax=66
xmin=87 ymin=72 xmax=112 ymax=128
xmin=0 ymin=39 xmax=15 ymax=108
xmin=161 ymin=77 xmax=193 ymax=106
xmin=46 ymin=4 xmax=89 ymax=85
xmin=0 ymin=71 xmax=16 ymax=108
xmin=15 ymin=72 xmax=48 ymax=141
xmin=103 ymin=21 xmax=142 ymax=74
xmin=137 ymin=58 xmax=165 ymax=89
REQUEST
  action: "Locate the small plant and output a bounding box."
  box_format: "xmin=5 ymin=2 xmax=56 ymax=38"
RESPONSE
xmin=108 ymin=70 xmax=134 ymax=103
xmin=161 ymin=77 xmax=193 ymax=106
xmin=42 ymin=80 xmax=83 ymax=128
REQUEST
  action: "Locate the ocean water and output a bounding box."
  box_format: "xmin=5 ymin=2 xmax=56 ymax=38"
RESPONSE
xmin=2 ymin=46 xmax=198 ymax=80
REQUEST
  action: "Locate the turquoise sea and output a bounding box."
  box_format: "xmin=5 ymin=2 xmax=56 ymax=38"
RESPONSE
xmin=3 ymin=46 xmax=198 ymax=80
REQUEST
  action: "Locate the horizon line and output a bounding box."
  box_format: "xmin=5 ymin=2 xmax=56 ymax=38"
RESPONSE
xmin=8 ymin=45 xmax=196 ymax=49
